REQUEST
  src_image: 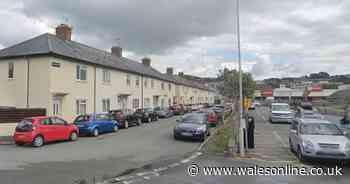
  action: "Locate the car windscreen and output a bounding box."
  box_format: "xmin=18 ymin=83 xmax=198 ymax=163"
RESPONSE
xmin=300 ymin=123 xmax=343 ymax=136
xmin=144 ymin=108 xmax=153 ymax=112
xmin=271 ymin=104 xmax=289 ymax=111
xmin=182 ymin=114 xmax=206 ymax=124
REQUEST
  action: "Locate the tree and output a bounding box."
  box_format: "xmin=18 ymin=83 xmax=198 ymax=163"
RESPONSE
xmin=309 ymin=72 xmax=330 ymax=79
xmin=217 ymin=68 xmax=256 ymax=99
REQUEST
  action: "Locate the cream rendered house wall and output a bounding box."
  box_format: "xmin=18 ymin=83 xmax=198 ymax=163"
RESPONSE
xmin=95 ymin=67 xmax=142 ymax=112
xmin=49 ymin=57 xmax=95 ymax=121
xmin=0 ymin=58 xmax=27 ymax=107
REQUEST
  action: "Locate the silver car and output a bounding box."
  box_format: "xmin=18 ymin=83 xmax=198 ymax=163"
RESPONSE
xmin=270 ymin=103 xmax=293 ymax=123
xmin=289 ymin=118 xmax=350 ymax=162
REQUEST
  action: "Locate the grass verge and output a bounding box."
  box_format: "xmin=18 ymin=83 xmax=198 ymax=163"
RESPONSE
xmin=203 ymin=114 xmax=235 ymax=153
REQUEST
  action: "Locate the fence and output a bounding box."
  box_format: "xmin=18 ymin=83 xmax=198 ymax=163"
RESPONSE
xmin=0 ymin=108 xmax=46 ymax=123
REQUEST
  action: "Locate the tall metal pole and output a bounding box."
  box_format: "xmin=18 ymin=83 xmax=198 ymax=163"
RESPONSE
xmin=236 ymin=0 xmax=245 ymax=157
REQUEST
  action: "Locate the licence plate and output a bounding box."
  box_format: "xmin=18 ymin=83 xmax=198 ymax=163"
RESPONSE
xmin=181 ymin=132 xmax=192 ymax=136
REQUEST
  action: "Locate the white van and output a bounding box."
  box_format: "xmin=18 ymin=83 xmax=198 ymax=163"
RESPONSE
xmin=270 ymin=103 xmax=293 ymax=123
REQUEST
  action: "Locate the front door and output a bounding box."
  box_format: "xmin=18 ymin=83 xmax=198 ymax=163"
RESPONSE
xmin=53 ymin=97 xmax=62 ymax=116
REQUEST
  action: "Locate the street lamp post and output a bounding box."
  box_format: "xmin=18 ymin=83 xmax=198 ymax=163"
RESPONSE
xmin=236 ymin=0 xmax=245 ymax=157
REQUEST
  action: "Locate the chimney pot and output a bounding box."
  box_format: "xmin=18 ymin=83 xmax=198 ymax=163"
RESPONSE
xmin=56 ymin=24 xmax=72 ymax=41
xmin=111 ymin=46 xmax=122 ymax=57
xmin=166 ymin=67 xmax=174 ymax=75
xmin=142 ymin=57 xmax=151 ymax=67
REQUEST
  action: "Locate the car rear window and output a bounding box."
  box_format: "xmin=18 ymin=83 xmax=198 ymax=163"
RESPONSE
xmin=16 ymin=119 xmax=33 ymax=132
xmin=95 ymin=114 xmax=111 ymax=120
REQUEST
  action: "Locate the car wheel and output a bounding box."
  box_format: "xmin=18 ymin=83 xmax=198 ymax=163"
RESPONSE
xmin=137 ymin=118 xmax=142 ymax=126
xmin=69 ymin=132 xmax=78 ymax=141
xmin=113 ymin=125 xmax=119 ymax=132
xmin=92 ymin=128 xmax=99 ymax=137
xmin=124 ymin=120 xmax=129 ymax=129
xmin=32 ymin=135 xmax=44 ymax=147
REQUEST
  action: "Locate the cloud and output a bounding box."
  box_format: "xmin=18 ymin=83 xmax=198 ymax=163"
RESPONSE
xmin=0 ymin=0 xmax=350 ymax=79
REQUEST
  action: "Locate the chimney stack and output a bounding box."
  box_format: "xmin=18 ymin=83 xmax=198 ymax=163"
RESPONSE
xmin=166 ymin=67 xmax=174 ymax=75
xmin=142 ymin=57 xmax=151 ymax=67
xmin=56 ymin=24 xmax=72 ymax=41
xmin=178 ymin=72 xmax=184 ymax=77
xmin=111 ymin=46 xmax=122 ymax=57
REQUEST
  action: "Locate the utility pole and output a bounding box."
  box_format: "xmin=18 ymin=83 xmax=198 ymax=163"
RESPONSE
xmin=236 ymin=0 xmax=245 ymax=157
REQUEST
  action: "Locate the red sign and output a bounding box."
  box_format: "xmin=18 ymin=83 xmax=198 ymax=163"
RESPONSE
xmin=311 ymin=84 xmax=322 ymax=92
xmin=261 ymin=89 xmax=273 ymax=97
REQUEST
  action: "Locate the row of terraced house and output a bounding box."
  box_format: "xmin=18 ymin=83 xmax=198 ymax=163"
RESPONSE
xmin=0 ymin=24 xmax=219 ymax=121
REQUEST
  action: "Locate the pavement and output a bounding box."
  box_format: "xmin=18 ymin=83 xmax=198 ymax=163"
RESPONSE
xmin=0 ymin=116 xmax=202 ymax=184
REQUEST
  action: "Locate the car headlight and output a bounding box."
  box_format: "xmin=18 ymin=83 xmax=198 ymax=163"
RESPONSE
xmin=196 ymin=126 xmax=206 ymax=133
xmin=302 ymin=140 xmax=314 ymax=152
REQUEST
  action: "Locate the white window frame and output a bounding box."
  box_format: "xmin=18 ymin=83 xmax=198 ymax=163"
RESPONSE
xmin=126 ymin=74 xmax=131 ymax=86
xmin=135 ymin=76 xmax=140 ymax=87
xmin=102 ymin=98 xmax=111 ymax=112
xmin=102 ymin=69 xmax=111 ymax=83
xmin=76 ymin=64 xmax=87 ymax=81
xmin=76 ymin=99 xmax=87 ymax=115
xmin=168 ymin=83 xmax=172 ymax=91
xmin=8 ymin=62 xmax=14 ymax=79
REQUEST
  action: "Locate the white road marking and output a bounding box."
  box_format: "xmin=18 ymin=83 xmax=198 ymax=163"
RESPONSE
xmin=168 ymin=163 xmax=180 ymax=168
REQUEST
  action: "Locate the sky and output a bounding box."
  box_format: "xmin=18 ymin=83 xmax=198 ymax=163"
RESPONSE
xmin=0 ymin=0 xmax=349 ymax=80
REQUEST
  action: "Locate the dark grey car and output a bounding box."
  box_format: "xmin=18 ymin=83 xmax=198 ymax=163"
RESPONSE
xmin=173 ymin=113 xmax=210 ymax=142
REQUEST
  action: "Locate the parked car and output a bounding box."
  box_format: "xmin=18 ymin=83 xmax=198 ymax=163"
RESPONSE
xmin=197 ymin=109 xmax=218 ymax=126
xmin=184 ymin=105 xmax=192 ymax=113
xmin=289 ymin=118 xmax=350 ymax=162
xmin=294 ymin=107 xmax=324 ymax=120
xmin=339 ymin=106 xmax=350 ymax=135
xmin=14 ymin=116 xmax=79 ymax=147
xmin=134 ymin=108 xmax=159 ymax=122
xmin=74 ymin=113 xmax=118 ymax=137
xmin=171 ymin=105 xmax=185 ymax=115
xmin=110 ymin=109 xmax=142 ymax=128
xmin=173 ymin=113 xmax=210 ymax=142
xmin=154 ymin=107 xmax=174 ymax=118
xmin=269 ymin=103 xmax=293 ymax=123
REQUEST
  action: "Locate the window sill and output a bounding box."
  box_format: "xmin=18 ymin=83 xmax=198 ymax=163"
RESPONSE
xmin=8 ymin=78 xmax=15 ymax=81
xmin=76 ymin=80 xmax=88 ymax=83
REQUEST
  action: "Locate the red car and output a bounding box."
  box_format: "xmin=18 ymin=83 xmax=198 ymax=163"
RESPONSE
xmin=13 ymin=116 xmax=79 ymax=147
xmin=207 ymin=110 xmax=218 ymax=126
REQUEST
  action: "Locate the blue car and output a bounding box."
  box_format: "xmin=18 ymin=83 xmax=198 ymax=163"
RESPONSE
xmin=73 ymin=113 xmax=119 ymax=137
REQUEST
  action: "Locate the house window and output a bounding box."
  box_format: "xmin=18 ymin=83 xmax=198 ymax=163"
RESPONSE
xmin=76 ymin=99 xmax=87 ymax=115
xmin=151 ymin=80 xmax=154 ymax=88
xmin=144 ymin=79 xmax=148 ymax=88
xmin=102 ymin=99 xmax=111 ymax=112
xmin=76 ymin=65 xmax=87 ymax=81
xmin=168 ymin=83 xmax=172 ymax=91
xmin=51 ymin=62 xmax=61 ymax=68
xmin=102 ymin=69 xmax=111 ymax=83
xmin=161 ymin=82 xmax=165 ymax=90
xmin=126 ymin=74 xmax=131 ymax=86
xmin=135 ymin=76 xmax=140 ymax=87
xmin=8 ymin=62 xmax=14 ymax=79
xmin=132 ymin=98 xmax=139 ymax=109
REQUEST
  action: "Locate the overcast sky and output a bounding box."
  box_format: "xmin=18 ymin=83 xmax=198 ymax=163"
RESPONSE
xmin=0 ymin=0 xmax=349 ymax=80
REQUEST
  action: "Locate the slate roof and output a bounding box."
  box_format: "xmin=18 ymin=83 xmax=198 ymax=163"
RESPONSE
xmin=0 ymin=33 xmax=210 ymax=91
